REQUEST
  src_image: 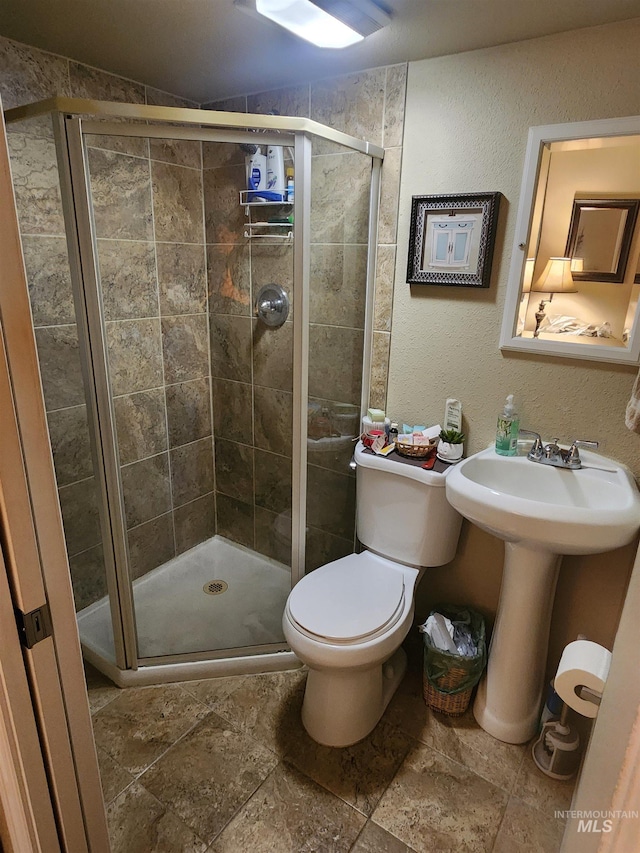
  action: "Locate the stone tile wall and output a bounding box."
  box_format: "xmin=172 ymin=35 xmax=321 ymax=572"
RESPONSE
xmin=237 ymin=66 xmax=407 ymax=414
xmin=0 ymin=37 xmax=213 ymax=611
xmin=204 ymin=65 xmax=406 ymax=570
xmin=202 ymin=127 xmax=295 ymax=565
xmin=85 ymin=111 xmax=214 ymax=589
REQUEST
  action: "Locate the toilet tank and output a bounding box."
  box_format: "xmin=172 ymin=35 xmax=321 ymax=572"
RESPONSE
xmin=354 ymin=443 xmax=462 ymax=567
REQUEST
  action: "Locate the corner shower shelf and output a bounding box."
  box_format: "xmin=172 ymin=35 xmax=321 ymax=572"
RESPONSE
xmin=240 ymin=190 xmax=294 ymax=241
xmin=243 ymin=222 xmax=293 ymax=241
xmin=239 ymin=190 xmax=293 ymax=207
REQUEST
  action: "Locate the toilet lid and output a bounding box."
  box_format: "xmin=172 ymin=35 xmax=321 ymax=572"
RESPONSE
xmin=288 ymin=552 xmax=405 ymax=642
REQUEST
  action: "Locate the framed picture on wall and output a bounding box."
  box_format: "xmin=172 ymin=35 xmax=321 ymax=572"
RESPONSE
xmin=564 ymin=198 xmax=640 ymax=284
xmin=406 ymin=192 xmax=502 ymax=288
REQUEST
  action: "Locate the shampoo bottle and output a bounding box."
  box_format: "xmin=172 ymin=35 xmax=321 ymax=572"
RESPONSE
xmin=246 ymin=148 xmax=267 ymax=199
xmin=266 ymin=145 xmax=285 ymax=201
xmin=495 ymin=394 xmax=519 ymax=456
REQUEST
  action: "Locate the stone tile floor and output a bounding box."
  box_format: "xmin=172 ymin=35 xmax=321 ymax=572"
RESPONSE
xmin=86 ymin=647 xmax=575 ymax=853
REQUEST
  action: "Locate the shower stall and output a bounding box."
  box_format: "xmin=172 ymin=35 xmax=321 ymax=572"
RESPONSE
xmin=4 ymin=97 xmax=383 ymax=684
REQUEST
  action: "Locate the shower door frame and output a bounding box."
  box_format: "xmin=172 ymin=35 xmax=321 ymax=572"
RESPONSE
xmin=5 ymin=98 xmax=384 ymax=684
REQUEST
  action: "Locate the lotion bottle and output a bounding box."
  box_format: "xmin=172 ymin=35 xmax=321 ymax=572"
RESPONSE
xmin=444 ymin=398 xmax=462 ymax=433
xmin=495 ymin=394 xmax=519 ymax=456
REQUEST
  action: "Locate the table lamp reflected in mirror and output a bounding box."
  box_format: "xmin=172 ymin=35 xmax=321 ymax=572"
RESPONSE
xmin=531 ymin=257 xmax=577 ymax=337
xmin=522 ymin=257 xmax=535 ymax=296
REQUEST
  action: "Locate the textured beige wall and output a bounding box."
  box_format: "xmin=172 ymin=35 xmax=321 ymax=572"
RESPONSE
xmin=389 ymin=20 xmax=640 ymax=667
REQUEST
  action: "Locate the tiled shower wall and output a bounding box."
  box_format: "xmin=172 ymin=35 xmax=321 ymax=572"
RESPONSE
xmin=206 ymin=66 xmax=405 ymax=412
xmin=0 ymin=38 xmax=214 ymax=609
xmin=203 ymin=136 xmax=296 ymax=562
xmin=204 ymin=67 xmax=406 ymax=570
xmin=86 ymin=109 xmax=215 ymax=589
xmin=1 ymin=33 xmax=406 ymax=593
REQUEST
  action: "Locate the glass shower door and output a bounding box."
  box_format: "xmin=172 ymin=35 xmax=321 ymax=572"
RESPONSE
xmin=74 ymin=121 xmax=295 ymax=663
xmin=304 ymin=137 xmax=374 ymax=571
xmin=5 ymin=111 xmax=122 ymax=664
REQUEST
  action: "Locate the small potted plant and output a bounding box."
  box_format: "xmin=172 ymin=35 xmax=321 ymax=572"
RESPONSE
xmin=437 ymin=428 xmax=465 ymax=463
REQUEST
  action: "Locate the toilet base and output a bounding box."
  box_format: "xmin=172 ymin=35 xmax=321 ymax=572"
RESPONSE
xmin=301 ymin=646 xmax=407 ymax=747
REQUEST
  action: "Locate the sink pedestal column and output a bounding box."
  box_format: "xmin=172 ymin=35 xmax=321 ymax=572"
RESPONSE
xmin=473 ymin=542 xmax=561 ymax=744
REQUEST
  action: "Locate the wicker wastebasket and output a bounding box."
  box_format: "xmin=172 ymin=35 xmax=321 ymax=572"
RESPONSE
xmin=422 ymin=606 xmax=486 ymax=717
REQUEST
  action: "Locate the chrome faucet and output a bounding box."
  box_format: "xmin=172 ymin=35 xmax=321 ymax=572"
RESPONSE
xmin=518 ymin=429 xmax=543 ymax=460
xmin=518 ymin=430 xmax=598 ymax=469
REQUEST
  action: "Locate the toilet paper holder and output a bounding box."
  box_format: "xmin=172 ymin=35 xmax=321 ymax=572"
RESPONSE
xmin=577 ymin=684 xmax=602 ymax=707
xmin=554 ymin=638 xmax=611 ymax=719
xmin=532 ymin=638 xmax=608 ymax=781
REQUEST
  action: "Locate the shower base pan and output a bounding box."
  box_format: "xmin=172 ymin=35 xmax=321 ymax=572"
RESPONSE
xmin=77 ymin=535 xmax=300 ymax=686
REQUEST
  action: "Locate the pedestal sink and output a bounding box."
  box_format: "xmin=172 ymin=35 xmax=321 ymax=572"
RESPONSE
xmin=446 ymin=445 xmax=640 ymax=744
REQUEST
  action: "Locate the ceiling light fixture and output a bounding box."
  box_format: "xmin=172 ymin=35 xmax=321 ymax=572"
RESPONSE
xmin=249 ymin=0 xmax=390 ymax=49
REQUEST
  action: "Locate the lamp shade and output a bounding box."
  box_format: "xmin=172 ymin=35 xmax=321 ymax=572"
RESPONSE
xmin=531 ymin=257 xmax=577 ymax=294
xmin=522 ymin=258 xmax=535 ymax=293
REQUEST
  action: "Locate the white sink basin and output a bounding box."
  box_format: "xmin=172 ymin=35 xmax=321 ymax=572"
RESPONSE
xmin=445 ymin=444 xmax=640 ymax=744
xmin=447 ymin=446 xmax=640 ymax=555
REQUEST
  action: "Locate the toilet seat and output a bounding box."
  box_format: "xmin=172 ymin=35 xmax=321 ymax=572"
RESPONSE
xmin=287 ymin=552 xmax=406 ymax=645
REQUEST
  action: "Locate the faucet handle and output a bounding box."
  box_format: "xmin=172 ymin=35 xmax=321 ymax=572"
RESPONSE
xmin=519 ymin=429 xmax=543 ymax=459
xmin=566 ymin=439 xmax=599 ymax=468
xmin=571 ymin=439 xmax=599 ymax=449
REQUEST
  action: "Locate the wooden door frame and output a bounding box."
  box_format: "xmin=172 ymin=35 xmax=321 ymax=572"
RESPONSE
xmin=0 ymin=99 xmax=109 ymax=850
xmin=0 ymin=531 xmax=59 ymax=853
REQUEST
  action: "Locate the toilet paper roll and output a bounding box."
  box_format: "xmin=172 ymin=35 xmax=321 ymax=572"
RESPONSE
xmin=554 ymin=640 xmax=612 ymax=718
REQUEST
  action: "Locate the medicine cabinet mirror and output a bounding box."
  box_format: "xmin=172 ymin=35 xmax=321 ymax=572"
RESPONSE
xmin=500 ymin=115 xmax=640 ymax=364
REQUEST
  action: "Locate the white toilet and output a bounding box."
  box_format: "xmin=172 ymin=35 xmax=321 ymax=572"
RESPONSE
xmin=283 ymin=440 xmax=462 ymax=747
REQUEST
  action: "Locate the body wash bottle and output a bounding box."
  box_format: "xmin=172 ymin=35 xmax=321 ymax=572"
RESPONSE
xmin=495 ymin=394 xmax=519 ymax=456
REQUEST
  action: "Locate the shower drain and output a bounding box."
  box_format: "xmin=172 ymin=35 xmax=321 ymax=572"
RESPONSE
xmin=203 ymin=580 xmax=228 ymax=595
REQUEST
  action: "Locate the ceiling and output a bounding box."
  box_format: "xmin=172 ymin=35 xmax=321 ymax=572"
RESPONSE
xmin=1 ymin=0 xmax=640 ymax=104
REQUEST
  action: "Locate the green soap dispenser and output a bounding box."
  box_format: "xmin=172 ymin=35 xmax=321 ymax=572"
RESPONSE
xmin=495 ymin=394 xmax=519 ymax=456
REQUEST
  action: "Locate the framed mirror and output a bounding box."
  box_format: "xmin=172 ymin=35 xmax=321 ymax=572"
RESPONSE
xmin=565 ymin=199 xmax=639 ymax=283
xmin=500 ymin=115 xmax=640 ymax=364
